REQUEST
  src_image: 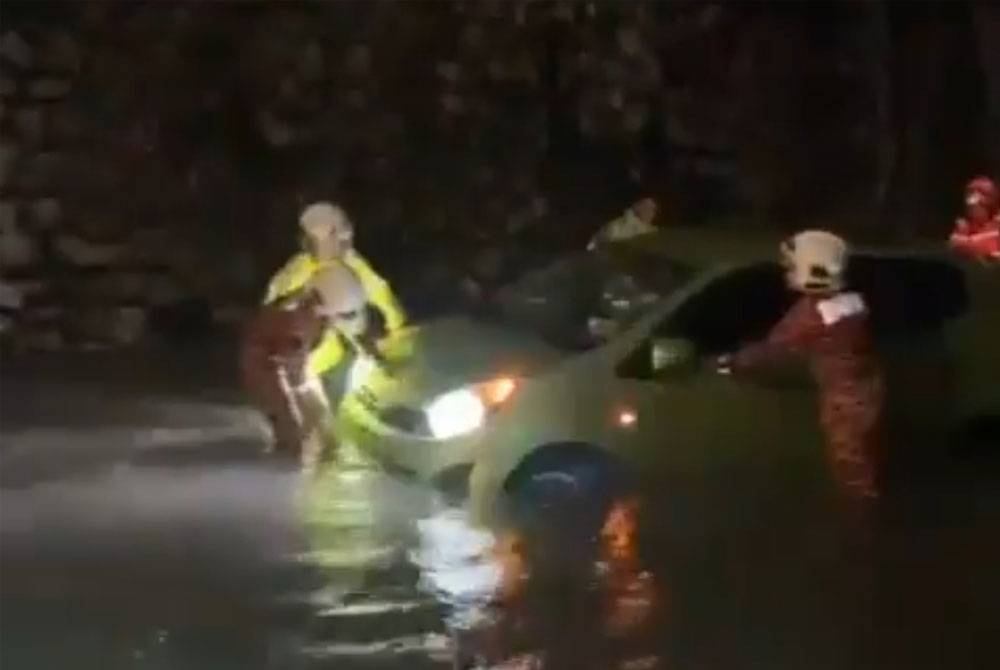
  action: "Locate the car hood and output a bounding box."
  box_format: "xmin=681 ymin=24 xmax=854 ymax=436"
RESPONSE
xmin=359 ymin=316 xmax=564 ymax=406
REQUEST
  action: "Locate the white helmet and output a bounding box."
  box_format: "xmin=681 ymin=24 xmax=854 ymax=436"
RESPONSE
xmin=310 ymin=262 xmax=367 ymax=337
xmin=299 ymin=201 xmax=354 ymax=245
xmin=780 ymin=230 xmax=848 ymax=293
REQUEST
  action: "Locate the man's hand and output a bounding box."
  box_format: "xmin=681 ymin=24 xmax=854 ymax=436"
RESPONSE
xmin=353 ymin=332 xmax=386 ymax=364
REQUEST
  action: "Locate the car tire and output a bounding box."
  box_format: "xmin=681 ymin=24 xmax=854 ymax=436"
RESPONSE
xmin=433 ymin=464 xmax=473 ymax=507
xmin=501 ymin=444 xmax=631 ymax=576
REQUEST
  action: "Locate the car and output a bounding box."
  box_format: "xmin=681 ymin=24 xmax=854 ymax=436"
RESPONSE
xmin=332 ymin=227 xmax=1000 ymax=538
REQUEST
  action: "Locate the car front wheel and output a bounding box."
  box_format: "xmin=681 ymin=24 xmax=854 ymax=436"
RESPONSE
xmin=501 ymin=444 xmax=631 ymax=576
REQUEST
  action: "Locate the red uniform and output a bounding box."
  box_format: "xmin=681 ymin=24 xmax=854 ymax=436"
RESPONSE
xmin=950 ymin=217 xmax=1000 ymax=260
xmin=239 ymin=298 xmax=326 ymax=456
xmin=950 ymin=176 xmax=1000 ymax=261
xmin=733 ymin=291 xmax=883 ymax=501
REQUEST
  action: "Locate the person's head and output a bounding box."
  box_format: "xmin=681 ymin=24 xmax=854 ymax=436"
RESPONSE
xmin=780 ymin=230 xmax=848 ymax=294
xmin=299 ymin=202 xmax=354 ymax=260
xmin=964 ymin=176 xmax=999 ymax=223
xmin=309 ymin=263 xmax=367 ymax=338
xmin=631 ymin=197 xmax=658 ymax=225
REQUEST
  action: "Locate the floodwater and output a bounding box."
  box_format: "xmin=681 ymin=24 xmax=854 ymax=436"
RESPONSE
xmin=1 ymin=346 xmax=998 ymax=669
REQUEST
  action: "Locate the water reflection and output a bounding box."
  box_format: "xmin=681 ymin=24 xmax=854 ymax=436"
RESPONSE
xmin=296 ymin=441 xmax=430 ymax=605
xmin=291 ymin=445 xmax=674 ymax=669
xmin=599 ymin=498 xmax=661 ymax=643
xmin=408 ymin=496 xmax=663 ymax=669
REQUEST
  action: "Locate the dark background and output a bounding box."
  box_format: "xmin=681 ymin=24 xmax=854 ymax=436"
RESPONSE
xmin=0 ymin=0 xmax=997 ymax=349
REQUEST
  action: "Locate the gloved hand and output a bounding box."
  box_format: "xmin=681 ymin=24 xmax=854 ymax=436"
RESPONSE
xmin=364 ymin=304 xmax=388 ymax=340
xmin=353 ymin=330 xmax=387 ymax=365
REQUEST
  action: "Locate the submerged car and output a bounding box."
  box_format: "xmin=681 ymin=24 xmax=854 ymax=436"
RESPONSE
xmin=333 ymin=228 xmax=1000 ymax=532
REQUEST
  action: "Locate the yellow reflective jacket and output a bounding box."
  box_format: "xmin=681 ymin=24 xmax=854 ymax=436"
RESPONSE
xmin=263 ymin=250 xmax=405 ymax=375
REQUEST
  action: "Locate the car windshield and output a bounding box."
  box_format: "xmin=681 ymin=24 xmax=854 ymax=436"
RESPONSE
xmin=489 ymin=248 xmax=696 ymax=352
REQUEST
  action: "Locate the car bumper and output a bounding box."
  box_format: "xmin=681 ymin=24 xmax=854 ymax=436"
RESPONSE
xmin=467 ymin=459 xmax=506 ymax=528
xmin=333 ymin=393 xmax=484 ymax=482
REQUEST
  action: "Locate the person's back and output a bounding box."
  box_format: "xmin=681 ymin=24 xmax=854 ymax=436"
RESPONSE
xmin=240 ymin=294 xmax=326 ymax=455
xmin=757 ymin=292 xmax=879 ymax=391
xmin=241 ymin=262 xmax=367 ymax=464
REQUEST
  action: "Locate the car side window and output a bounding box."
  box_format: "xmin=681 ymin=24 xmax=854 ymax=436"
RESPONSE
xmin=847 ymin=254 xmax=969 ymax=340
xmin=616 ymin=255 xmax=970 ymax=381
xmin=616 ymin=263 xmax=795 ymax=379
xmin=659 ymin=262 xmax=795 ymax=355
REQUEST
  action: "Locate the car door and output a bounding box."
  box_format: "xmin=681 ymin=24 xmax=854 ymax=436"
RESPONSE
xmin=946 ymin=257 xmax=1000 ymax=420
xmin=847 ymin=252 xmax=972 ymax=448
xmin=606 ymin=263 xmax=826 ymax=498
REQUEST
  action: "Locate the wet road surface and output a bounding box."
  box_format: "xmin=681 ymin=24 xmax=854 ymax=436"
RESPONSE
xmin=2 ymin=346 xmax=999 ymax=669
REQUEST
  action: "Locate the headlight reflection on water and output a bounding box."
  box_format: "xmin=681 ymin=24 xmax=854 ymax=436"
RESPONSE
xmin=410 ymin=506 xmax=502 ymax=631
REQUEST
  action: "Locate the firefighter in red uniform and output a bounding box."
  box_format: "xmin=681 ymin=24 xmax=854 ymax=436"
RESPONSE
xmin=718 ymin=230 xmax=884 ymax=504
xmin=240 ymin=263 xmax=367 ymax=472
xmin=949 ymin=176 xmax=1000 ymax=262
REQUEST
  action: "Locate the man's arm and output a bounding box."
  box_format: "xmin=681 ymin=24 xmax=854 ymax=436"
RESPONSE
xmin=263 ymin=253 xmax=314 ymax=305
xmin=346 ymin=251 xmax=406 ymax=332
xmin=588 ymin=215 xmax=624 ymax=251
xmin=731 ymin=298 xmax=824 ymax=371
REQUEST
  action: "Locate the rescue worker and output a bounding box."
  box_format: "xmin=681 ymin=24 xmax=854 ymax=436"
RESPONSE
xmin=949 ymin=176 xmax=1000 ymax=262
xmin=264 ymin=201 xmax=406 ymax=379
xmin=718 ymin=233 xmax=882 ymax=665
xmin=587 ymin=197 xmax=659 ymax=251
xmin=240 ymin=263 xmax=368 ymax=472
xmin=717 ymin=230 xmax=884 ymax=504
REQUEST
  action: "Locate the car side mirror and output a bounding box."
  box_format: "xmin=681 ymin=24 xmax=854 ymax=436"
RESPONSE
xmin=650 ymin=337 xmax=698 ymax=377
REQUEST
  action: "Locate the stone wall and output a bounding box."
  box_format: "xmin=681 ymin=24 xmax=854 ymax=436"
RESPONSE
xmin=0 ymin=24 xmax=168 ymax=350
xmin=0 ymin=5 xmax=253 ymax=350
xmin=0 ymin=1 xmax=993 ymax=350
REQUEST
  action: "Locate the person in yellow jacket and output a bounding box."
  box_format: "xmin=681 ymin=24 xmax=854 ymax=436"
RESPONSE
xmin=264 ymin=202 xmax=406 ymax=378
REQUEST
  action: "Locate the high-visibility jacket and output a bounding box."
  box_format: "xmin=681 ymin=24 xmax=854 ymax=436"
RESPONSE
xmin=263 ymin=250 xmax=406 ymax=375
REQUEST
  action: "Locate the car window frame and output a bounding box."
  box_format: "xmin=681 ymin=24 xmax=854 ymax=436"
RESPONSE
xmin=604 ymin=263 xmax=733 ymax=368
xmin=611 ymin=259 xmax=806 ymax=379
xmin=493 ymin=249 xmax=701 ymax=353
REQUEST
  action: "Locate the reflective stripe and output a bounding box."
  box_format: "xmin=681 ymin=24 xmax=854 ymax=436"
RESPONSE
xmin=816 ymin=292 xmax=866 ymax=326
xmin=967 ymin=229 xmax=1000 ymax=241
xmin=952 ymin=228 xmax=1000 ymax=242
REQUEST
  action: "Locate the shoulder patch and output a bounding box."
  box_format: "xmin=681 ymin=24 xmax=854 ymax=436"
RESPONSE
xmin=815 ymin=292 xmax=866 ymax=326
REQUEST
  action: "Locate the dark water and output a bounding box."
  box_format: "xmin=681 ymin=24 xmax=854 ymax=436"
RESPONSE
xmin=1 ymin=348 xmax=998 ymax=669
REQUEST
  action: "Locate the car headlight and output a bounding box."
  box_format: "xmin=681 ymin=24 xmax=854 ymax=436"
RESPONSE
xmin=425 ymin=389 xmax=486 ymax=440
xmin=424 ymin=376 xmax=518 ymax=440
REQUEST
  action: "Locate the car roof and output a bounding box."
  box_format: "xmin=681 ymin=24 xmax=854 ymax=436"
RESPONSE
xmin=606 ymin=226 xmax=954 ymax=268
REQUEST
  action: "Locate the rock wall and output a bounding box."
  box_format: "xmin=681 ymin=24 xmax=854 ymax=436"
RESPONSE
xmin=0 ymin=1 xmax=992 ymax=350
